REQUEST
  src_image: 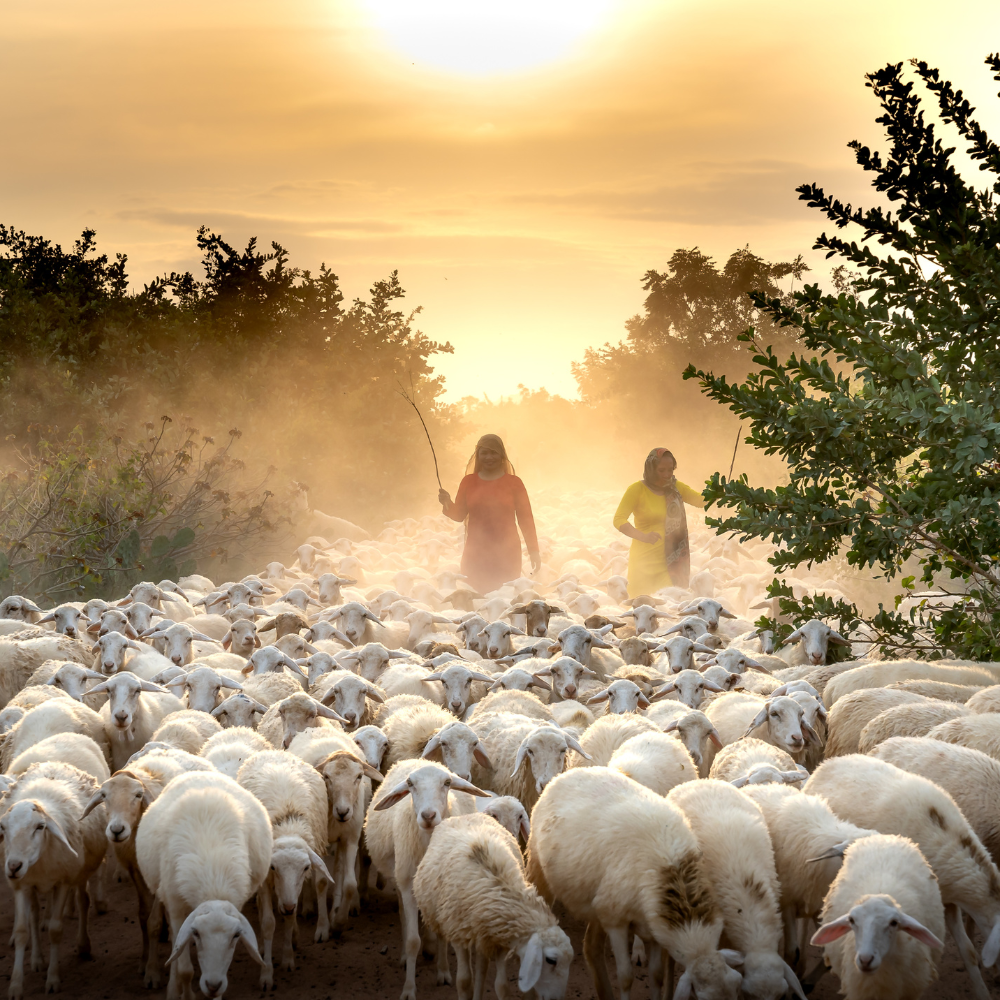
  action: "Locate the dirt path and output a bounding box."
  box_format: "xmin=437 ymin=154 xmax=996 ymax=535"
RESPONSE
xmin=0 ymin=873 xmax=988 ymax=998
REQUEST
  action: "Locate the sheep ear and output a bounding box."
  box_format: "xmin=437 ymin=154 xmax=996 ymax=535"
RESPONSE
xmin=783 ymin=963 xmax=807 ymax=1000
xmin=586 ymin=691 xmax=610 ymax=705
xmin=533 ymin=666 xmax=553 ymax=677
xmin=981 ymin=917 xmax=1000 ymax=968
xmin=512 ymin=740 xmax=531 ymax=777
xmin=167 ymin=911 xmax=197 ymax=965
xmin=315 ymin=704 xmax=346 ymax=722
xmin=701 ymin=680 xmax=725 ymax=693
xmin=81 ymin=788 xmax=106 ymax=819
xmin=730 ymin=775 xmax=750 ymax=788
xmin=364 ymin=685 xmax=385 ymax=704
xmin=374 ymin=782 xmax=412 ymax=810
xmin=469 ymin=671 xmax=494 ymax=683
xmin=518 ymin=933 xmax=544 ymax=992
xmin=308 ymin=848 xmax=334 ymax=886
xmin=449 ymin=775 xmax=491 ymax=797
xmin=661 ymin=719 xmax=680 ymax=734
xmin=36 ymin=612 xmax=55 ymax=624
xmin=508 ymin=625 xmax=526 ymax=636
xmin=138 ymin=680 xmax=169 ymax=694
xmin=719 ymin=608 xmax=737 ymax=619
xmin=828 ymin=630 xmax=852 ymax=646
xmin=784 ymin=628 xmax=803 ymax=643
xmin=780 ymin=770 xmax=805 ymax=784
xmin=811 ymin=915 xmax=852 ymax=945
xmin=45 ymin=815 xmax=78 ymax=857
xmin=507 ymin=605 xmax=529 ymax=616
xmin=236 ymin=911 xmax=265 ymax=966
xmin=744 ymin=659 xmax=771 ymax=674
xmin=210 ymin=704 xmax=226 ymax=718
xmin=87 ymin=680 xmax=112 ymax=694
xmin=423 ymin=673 xmax=444 ymax=682
xmin=802 ymin=721 xmax=822 ymax=746
xmin=421 ymin=733 xmax=442 ymax=759
xmin=708 ymin=727 xmax=724 ymax=748
xmin=637 ymin=693 xmax=651 ymax=709
xmin=743 ymin=704 xmax=770 ymax=738
xmin=86 ymin=622 xmax=102 ymax=634
xmin=473 ymin=745 xmax=493 ymax=769
xmin=220 ymin=676 xmax=243 ymax=691
xmin=563 ymin=733 xmax=591 ymax=759
xmin=518 ymin=813 xmax=531 ymax=842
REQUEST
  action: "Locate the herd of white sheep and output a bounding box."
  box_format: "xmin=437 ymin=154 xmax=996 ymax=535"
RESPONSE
xmin=1 ymin=487 xmax=999 ymax=1000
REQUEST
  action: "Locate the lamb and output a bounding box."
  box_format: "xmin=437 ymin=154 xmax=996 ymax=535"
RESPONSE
xmin=505 ymin=599 xmax=567 ymax=638
xmin=150 ymin=709 xmax=222 ymax=754
xmin=668 ymin=779 xmax=806 ymax=1000
xmin=323 ymin=600 xmax=408 ymax=648
xmin=811 ymin=835 xmax=945 ymax=1000
xmin=653 ymin=636 xmax=717 ymax=672
xmin=168 ymin=664 xmax=244 ymax=713
xmin=40 ymin=662 xmax=108 ymax=711
xmin=210 ymin=692 xmax=267 ymax=728
xmin=382 ymin=701 xmax=493 ymax=780
xmin=256 ymin=691 xmax=344 ymax=749
xmin=236 ymin=750 xmax=333 ymax=984
xmin=587 ymin=678 xmax=651 ymax=715
xmin=364 ymin=759 xmax=490 ymax=1000
xmin=471 ymin=793 xmax=532 ymax=844
xmin=570 ymin=712 xmax=657 ymax=767
xmin=486 ymin=665 xmax=552 ymax=696
xmin=870 ymin=737 xmax=1000 ymax=865
xmin=856 ymin=701 xmax=970 ymax=754
xmin=708 ymin=737 xmax=804 ymax=786
xmin=413 ymin=813 xmax=573 ymax=1000
xmin=607 ymin=731 xmax=697 ymax=795
xmin=927 ymin=713 xmax=1000 ymax=760
xmin=823 ymin=660 xmax=995 ymax=708
xmin=334 ymin=641 xmax=413 ymax=682
xmin=91 ymin=672 xmax=184 ymax=772
xmin=221 ymin=617 xmax=260 ymax=658
xmin=805 ymin=754 xmax=1000 ymax=996
xmin=80 ymin=749 xmax=215 ymax=987
xmin=287 ymin=727 xmax=384 ymax=927
xmin=620 ymin=603 xmax=673 ymax=635
xmin=677 ymin=598 xmax=739 ymax=632
xmin=35 ymin=603 xmax=89 ymax=639
xmin=740 ymin=784 xmax=876 ymax=965
xmin=551 ymin=623 xmax=620 ymax=678
xmin=200 ymin=726 xmax=271 ymax=778
xmin=471 ymin=713 xmax=590 ymax=811
xmin=825 ymin=688 xmax=929 ymax=757
xmin=1 ymin=761 xmax=108 ymax=998
xmin=312 ymin=669 xmax=386 ymax=729
xmin=1 ymin=698 xmax=110 ymax=772
xmin=135 ymin=771 xmax=271 ymax=1000
xmin=526 ymin=767 xmax=742 ymax=1000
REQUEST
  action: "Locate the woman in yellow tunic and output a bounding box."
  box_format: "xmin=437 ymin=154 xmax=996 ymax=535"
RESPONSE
xmin=613 ymin=448 xmax=705 ymax=596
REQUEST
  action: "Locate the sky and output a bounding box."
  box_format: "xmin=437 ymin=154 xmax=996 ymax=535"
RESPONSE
xmin=3 ymin=0 xmax=1000 ymax=400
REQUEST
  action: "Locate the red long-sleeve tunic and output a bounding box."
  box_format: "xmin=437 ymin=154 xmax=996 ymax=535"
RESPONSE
xmin=444 ymin=474 xmax=538 ymax=593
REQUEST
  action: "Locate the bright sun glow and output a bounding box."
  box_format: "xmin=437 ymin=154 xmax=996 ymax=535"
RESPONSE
xmin=358 ymin=0 xmax=620 ymax=76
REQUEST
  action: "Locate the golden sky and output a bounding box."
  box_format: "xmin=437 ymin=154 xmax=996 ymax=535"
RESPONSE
xmin=3 ymin=0 xmax=999 ymax=399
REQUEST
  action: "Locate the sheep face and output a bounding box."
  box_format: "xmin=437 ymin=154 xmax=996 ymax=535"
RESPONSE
xmin=712 ymin=648 xmax=770 ymax=675
xmin=425 ymin=663 xmax=493 ymax=716
xmin=315 ymin=574 xmax=355 ymax=605
xmin=374 ymin=763 xmax=487 ymax=832
xmin=270 ymin=835 xmax=330 ymax=917
xmin=737 ymin=951 xmax=804 ymax=1000
xmin=83 ymin=772 xmax=150 ymax=845
xmin=91 ymin=609 xmax=136 ymax=638
xmin=280 ymin=589 xmax=314 ymax=613
xmin=48 ymin=663 xmax=105 ymax=702
xmin=654 ymin=670 xmax=723 ymax=710
xmin=660 ymin=616 xmax=710 ymax=642
xmin=95 ymin=673 xmax=166 ymax=736
xmin=183 ymin=666 xmax=242 ymax=713
xmin=0 ymin=705 xmax=25 ymax=735
xmin=296 ymin=543 xmax=325 ymax=573
xmin=678 ymin=599 xmax=737 ymax=632
xmin=657 ymin=636 xmax=700 ymax=672
xmin=211 ymin=693 xmax=265 ymax=729
xmin=421 ymin=721 xmax=491 ymax=782
xmin=535 ymin=656 xmax=596 ymax=701
xmin=0 ymin=596 xmax=42 ymax=622
xmin=625 ymin=604 xmax=669 ymax=635
xmin=513 ymin=727 xmax=580 ymax=795
xmin=618 ymin=636 xmax=654 ymax=666
xmin=224 ymin=619 xmax=259 ymax=658
xmin=507 ymin=600 xmax=564 ymax=638
xmin=275 ymin=633 xmax=315 ymax=661
xmin=125 ymin=602 xmax=158 ymax=636
xmin=276 ymin=694 xmax=342 ymax=748
xmin=299 ymin=652 xmax=338 ymax=686
xmin=92 ymin=631 xmax=141 ymax=675
xmin=303 ymin=622 xmax=351 ymax=647
xmin=700 ymin=666 xmax=741 ymax=693
xmin=588 ymin=679 xmax=649 ymax=715
xmin=554 ymin=624 xmax=613 ymax=666
xmin=1 ymin=799 xmax=76 ymax=881
xmin=336 ymin=642 xmax=409 ymax=682
xmin=812 ymin=895 xmax=944 ymax=973
xmin=36 ymin=604 xmax=87 ymax=638
xmin=517 ymin=926 xmax=574 ymax=1000
xmin=784 ymin=619 xmax=850 ymax=666
xmin=160 ymin=623 xmax=215 ymax=667
xmin=125 ymin=582 xmax=164 ymax=610
xmin=404 ymin=610 xmax=456 ymax=648
xmin=324 ymin=675 xmax=383 ymax=730
xmin=245 ymin=646 xmax=307 ymax=681
xmin=475 ymin=794 xmax=530 ymax=842
xmin=744 ymin=696 xmax=818 ymax=754
xmin=318 ymin=751 xmax=383 ymax=824
xmin=480 ymin=621 xmax=525 ymax=660
xmin=351 ymin=726 xmax=389 ymax=770
xmin=327 ymin=602 xmax=383 ymax=645
xmin=167 ymin=900 xmax=263 ymax=998
xmin=678 ymin=954 xmax=743 ymax=1000
xmin=488 ymin=667 xmax=549 ymax=694
xmin=662 ymin=710 xmax=722 ymax=769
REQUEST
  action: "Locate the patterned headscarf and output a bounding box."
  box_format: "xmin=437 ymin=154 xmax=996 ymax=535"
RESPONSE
xmin=642 ymin=447 xmax=678 ymax=495
xmin=465 ymin=434 xmax=516 ymax=476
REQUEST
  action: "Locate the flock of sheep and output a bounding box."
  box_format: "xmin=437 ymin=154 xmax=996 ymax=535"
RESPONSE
xmin=1 ymin=487 xmax=999 ymax=1000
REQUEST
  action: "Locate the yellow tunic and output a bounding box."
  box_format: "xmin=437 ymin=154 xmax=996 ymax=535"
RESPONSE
xmin=612 ymin=480 xmax=705 ymax=597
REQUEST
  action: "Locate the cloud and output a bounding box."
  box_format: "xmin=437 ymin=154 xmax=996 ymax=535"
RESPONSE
xmin=115 ymin=207 xmax=404 ymax=236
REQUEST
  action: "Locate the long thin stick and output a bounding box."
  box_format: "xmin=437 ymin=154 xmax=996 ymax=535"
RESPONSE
xmin=728 ymin=423 xmax=742 ymax=480
xmin=398 ymin=383 xmax=443 ymax=490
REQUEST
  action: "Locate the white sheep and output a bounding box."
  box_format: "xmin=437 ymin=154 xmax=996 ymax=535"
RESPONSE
xmin=35 ymin=603 xmax=90 ymax=639
xmin=150 ymin=709 xmax=222 ymax=755
xmin=413 ymin=813 xmax=573 ymax=1000
xmin=136 ymin=771 xmax=271 ymax=1000
xmin=169 ymin=664 xmax=244 ymax=713
xmin=608 ymin=731 xmax=697 ymax=795
xmin=526 ymin=767 xmax=742 ymax=1000
xmin=823 ymin=660 xmax=995 ymax=708
xmin=704 ymin=693 xmax=820 ymax=770
xmin=805 ymin=754 xmax=1000 ymax=996
xmin=649 ymin=704 xmax=723 ymax=776
xmin=422 ymin=661 xmax=494 ymax=717
xmin=1 ymin=761 xmax=108 ymax=998
xmin=8 ymin=731 xmax=110 ymax=784
xmin=311 ymin=669 xmax=385 ymax=729
xmin=552 ymin=623 xmax=620 ymax=678
xmin=668 ymin=779 xmax=806 ymax=1000
xmin=210 ymin=691 xmax=267 ymax=728
xmin=811 ymin=835 xmax=945 ymax=1000
xmin=776 ymin=618 xmax=851 ymax=667
xmin=352 ymin=724 xmax=389 ymax=770
xmin=927 ymin=713 xmax=1000 ymax=759
xmin=200 ymin=726 xmax=271 ymax=778
xmin=708 ymin=737 xmax=804 ymax=786
xmin=825 ymin=688 xmax=929 ymax=757
xmin=237 ymin=750 xmax=333 ymax=984
xmin=857 ymin=700 xmax=970 ymax=754
xmin=90 ymin=673 xmax=184 ymax=771
xmin=1 ymin=698 xmax=110 ymax=772
xmin=241 ymin=669 xmax=304 ymax=708
xmin=364 ymin=759 xmax=489 ymax=1000
xmin=653 ymin=668 xmax=725 ymax=709
xmin=322 ymin=600 xmax=409 ymax=648
xmin=382 ymin=701 xmax=492 ymax=779
xmin=532 ymin=655 xmax=601 ymax=702
xmin=0 ymin=633 xmax=92 ymax=707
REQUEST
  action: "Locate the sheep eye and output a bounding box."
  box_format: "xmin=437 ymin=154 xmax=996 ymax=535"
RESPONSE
xmin=444 ymin=779 xmax=452 ymax=787
xmin=545 ymin=956 xmax=557 ymax=966
xmin=890 ymin=919 xmax=898 ymax=926
xmin=527 ymin=749 xmax=534 ymax=755
xmin=270 ymin=864 xmax=275 ymax=871
xmin=135 ymin=791 xmax=143 ymax=798
xmin=35 ymin=823 xmax=45 ymax=832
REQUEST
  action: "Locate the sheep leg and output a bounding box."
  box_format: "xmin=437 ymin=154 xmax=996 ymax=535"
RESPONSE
xmin=664 ymin=953 xmax=675 ymax=1000
xmin=44 ymin=882 xmax=69 ymax=994
xmin=336 ymin=838 xmax=361 ymax=926
xmin=781 ymin=907 xmax=798 ymax=967
xmin=472 ymin=950 xmax=488 ymax=1000
xmin=168 ymin=906 xmax=195 ymax=1000
xmin=9 ymin=888 xmax=30 ymax=1000
xmin=583 ymin=922 xmax=616 ymax=1000
xmin=399 ymin=882 xmax=421 ymax=1000
xmin=331 ymin=844 xmax=345 ymax=919
xmin=280 ymin=911 xmax=296 ymax=972
xmin=454 ymin=945 xmax=472 ymax=1000
xmin=493 ymin=954 xmax=509 ymax=1000
xmin=607 ymin=925 xmax=635 ymax=1000
xmin=257 ymin=884 xmax=276 ymax=990
xmin=28 ymin=888 xmax=41 ymax=974
xmin=89 ymin=859 xmax=108 ymax=917
xmin=314 ymin=870 xmax=331 ymax=943
xmin=435 ymin=934 xmax=452 ymax=986
xmin=631 ymin=934 xmax=646 ymax=967
xmin=143 ymin=894 xmax=163 ymax=989
xmin=75 ymin=883 xmax=91 ymax=958
xmin=646 ymin=941 xmax=664 ymax=1000
xmin=945 ymin=904 xmax=991 ymax=1000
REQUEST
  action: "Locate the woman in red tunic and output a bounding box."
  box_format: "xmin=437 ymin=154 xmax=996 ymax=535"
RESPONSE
xmin=438 ymin=434 xmax=540 ymax=593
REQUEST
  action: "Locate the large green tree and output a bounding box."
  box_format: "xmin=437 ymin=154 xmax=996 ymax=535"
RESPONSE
xmin=688 ymin=56 xmax=1000 ymax=660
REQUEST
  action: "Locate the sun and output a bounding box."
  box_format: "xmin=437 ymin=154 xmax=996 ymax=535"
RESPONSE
xmin=357 ymin=0 xmax=620 ymax=76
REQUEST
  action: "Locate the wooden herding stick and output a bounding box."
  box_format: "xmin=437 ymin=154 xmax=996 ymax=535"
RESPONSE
xmin=398 ymin=382 xmax=443 ymax=490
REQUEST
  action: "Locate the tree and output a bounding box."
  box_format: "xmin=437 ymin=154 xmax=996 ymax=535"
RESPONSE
xmin=687 ymin=56 xmax=1000 ymax=660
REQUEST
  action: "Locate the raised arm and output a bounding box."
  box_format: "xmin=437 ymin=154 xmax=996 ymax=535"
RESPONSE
xmin=677 ymin=481 xmax=707 ymax=509
xmin=440 ymin=477 xmax=469 ymax=522
xmin=512 ymin=478 xmax=540 ymax=571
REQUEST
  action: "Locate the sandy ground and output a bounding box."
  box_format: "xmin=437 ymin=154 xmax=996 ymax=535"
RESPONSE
xmin=0 ymin=870 xmax=992 ymax=999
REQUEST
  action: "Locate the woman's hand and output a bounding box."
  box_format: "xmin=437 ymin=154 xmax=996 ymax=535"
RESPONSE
xmin=529 ymin=550 xmax=541 ymax=575
xmin=438 ymin=489 xmax=452 ymax=508
xmin=640 ymin=531 xmax=661 ymax=544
